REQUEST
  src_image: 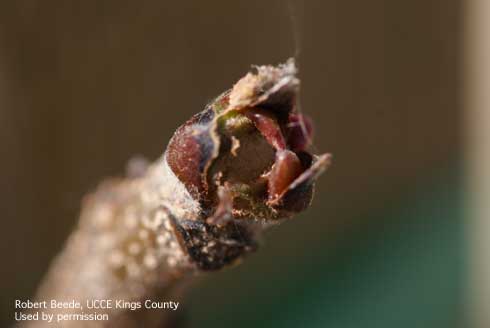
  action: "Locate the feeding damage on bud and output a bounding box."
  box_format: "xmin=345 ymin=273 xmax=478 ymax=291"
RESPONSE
xmin=165 ymin=59 xmax=331 ymax=270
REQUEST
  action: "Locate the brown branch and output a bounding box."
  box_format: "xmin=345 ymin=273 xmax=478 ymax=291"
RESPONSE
xmin=24 ymin=59 xmax=330 ymax=327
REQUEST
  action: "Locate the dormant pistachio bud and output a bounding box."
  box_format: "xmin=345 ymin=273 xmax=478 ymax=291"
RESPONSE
xmin=165 ymin=59 xmax=331 ymax=270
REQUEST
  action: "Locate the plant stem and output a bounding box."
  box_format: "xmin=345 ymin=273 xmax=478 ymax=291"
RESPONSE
xmin=26 ymin=59 xmax=330 ymax=327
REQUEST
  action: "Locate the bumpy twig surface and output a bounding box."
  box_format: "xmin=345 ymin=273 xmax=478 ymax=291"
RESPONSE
xmin=28 ymin=59 xmax=330 ymax=327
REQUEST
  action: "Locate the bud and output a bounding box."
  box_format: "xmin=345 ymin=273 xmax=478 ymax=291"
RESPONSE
xmin=165 ymin=59 xmax=331 ymax=270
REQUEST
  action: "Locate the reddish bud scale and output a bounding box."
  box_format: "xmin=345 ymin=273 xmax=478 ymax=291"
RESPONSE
xmin=165 ymin=108 xmax=218 ymax=202
xmin=268 ymin=150 xmax=303 ymax=201
xmin=287 ymin=113 xmax=314 ymax=152
xmin=244 ymin=108 xmax=287 ymax=150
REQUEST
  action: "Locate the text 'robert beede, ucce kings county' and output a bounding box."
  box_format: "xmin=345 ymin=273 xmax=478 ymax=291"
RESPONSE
xmin=15 ymin=299 xmax=180 ymax=311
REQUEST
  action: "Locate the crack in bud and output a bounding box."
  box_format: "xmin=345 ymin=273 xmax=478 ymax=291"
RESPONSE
xmin=165 ymin=59 xmax=331 ymax=270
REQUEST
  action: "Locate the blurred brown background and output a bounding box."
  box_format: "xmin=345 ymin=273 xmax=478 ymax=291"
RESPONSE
xmin=0 ymin=0 xmax=460 ymax=326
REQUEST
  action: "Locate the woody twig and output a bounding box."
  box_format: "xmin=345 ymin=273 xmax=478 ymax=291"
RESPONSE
xmin=28 ymin=59 xmax=330 ymax=327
